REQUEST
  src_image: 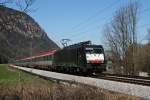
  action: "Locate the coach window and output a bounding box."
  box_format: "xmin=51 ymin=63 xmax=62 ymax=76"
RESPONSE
xmin=46 ymin=56 xmax=48 ymax=60
xmin=48 ymin=56 xmax=51 ymax=60
xmin=44 ymin=56 xmax=46 ymax=61
xmin=45 ymin=56 xmax=47 ymax=61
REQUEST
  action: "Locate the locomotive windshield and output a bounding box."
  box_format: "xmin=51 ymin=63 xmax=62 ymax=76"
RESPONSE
xmin=85 ymin=48 xmax=103 ymax=54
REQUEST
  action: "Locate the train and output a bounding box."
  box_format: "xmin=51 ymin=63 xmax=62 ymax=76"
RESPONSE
xmin=15 ymin=41 xmax=107 ymax=74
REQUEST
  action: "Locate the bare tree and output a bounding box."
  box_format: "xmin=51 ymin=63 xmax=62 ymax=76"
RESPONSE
xmin=0 ymin=0 xmax=36 ymax=13
xmin=147 ymin=29 xmax=150 ymax=41
xmin=104 ymin=2 xmax=139 ymax=75
xmin=15 ymin=0 xmax=36 ymax=13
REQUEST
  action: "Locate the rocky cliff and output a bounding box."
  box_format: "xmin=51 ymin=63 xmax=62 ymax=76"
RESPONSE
xmin=0 ymin=6 xmax=59 ymax=63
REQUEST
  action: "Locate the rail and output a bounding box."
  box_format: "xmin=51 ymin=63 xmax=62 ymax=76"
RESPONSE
xmin=94 ymin=73 xmax=150 ymax=86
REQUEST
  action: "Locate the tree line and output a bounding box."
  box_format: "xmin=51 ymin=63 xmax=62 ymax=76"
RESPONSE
xmin=104 ymin=2 xmax=150 ymax=76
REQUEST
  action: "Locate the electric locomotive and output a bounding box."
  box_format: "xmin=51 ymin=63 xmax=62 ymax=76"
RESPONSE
xmin=53 ymin=41 xmax=106 ymax=74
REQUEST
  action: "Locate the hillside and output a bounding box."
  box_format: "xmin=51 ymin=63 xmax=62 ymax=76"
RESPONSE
xmin=0 ymin=6 xmax=59 ymax=63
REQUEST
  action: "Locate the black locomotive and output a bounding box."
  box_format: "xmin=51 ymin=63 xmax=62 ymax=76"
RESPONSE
xmin=53 ymin=41 xmax=106 ymax=74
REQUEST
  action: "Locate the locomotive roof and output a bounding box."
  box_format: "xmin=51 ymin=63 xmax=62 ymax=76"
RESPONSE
xmin=64 ymin=41 xmax=103 ymax=49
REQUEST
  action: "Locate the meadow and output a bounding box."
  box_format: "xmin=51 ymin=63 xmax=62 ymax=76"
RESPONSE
xmin=0 ymin=64 xmax=140 ymax=100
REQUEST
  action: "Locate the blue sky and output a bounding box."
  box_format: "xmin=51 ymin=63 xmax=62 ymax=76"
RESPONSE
xmin=19 ymin=0 xmax=150 ymax=47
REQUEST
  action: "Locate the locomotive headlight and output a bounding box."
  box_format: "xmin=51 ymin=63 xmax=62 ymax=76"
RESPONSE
xmin=86 ymin=53 xmax=104 ymax=63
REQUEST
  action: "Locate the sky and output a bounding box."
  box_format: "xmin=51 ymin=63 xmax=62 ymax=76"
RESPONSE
xmin=14 ymin=0 xmax=150 ymax=47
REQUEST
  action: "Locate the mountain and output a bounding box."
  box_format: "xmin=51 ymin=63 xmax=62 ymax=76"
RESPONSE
xmin=0 ymin=6 xmax=59 ymax=63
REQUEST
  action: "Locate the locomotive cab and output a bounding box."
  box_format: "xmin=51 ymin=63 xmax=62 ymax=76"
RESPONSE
xmin=53 ymin=41 xmax=106 ymax=74
xmin=84 ymin=45 xmax=106 ymax=73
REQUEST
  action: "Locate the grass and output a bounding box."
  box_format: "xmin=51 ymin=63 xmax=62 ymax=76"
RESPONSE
xmin=0 ymin=64 xmax=51 ymax=85
xmin=0 ymin=82 xmax=141 ymax=100
xmin=0 ymin=64 xmax=19 ymax=80
xmin=0 ymin=64 xmax=141 ymax=100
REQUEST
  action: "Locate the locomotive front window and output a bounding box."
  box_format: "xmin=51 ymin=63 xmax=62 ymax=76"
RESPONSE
xmin=94 ymin=48 xmax=103 ymax=53
xmin=85 ymin=48 xmax=102 ymax=54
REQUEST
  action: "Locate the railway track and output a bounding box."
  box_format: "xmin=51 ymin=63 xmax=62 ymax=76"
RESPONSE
xmin=64 ymin=72 xmax=150 ymax=86
xmin=93 ymin=73 xmax=150 ymax=86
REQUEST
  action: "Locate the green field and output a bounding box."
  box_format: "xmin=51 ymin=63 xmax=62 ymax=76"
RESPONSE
xmin=0 ymin=64 xmax=51 ymax=85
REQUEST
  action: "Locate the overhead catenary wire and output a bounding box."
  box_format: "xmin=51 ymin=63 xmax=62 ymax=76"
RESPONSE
xmin=55 ymin=1 xmax=150 ymax=45
xmin=71 ymin=0 xmax=120 ymax=30
xmin=68 ymin=4 xmax=150 ymax=40
xmin=48 ymin=32 xmax=62 ymax=47
xmin=64 ymin=0 xmax=122 ymax=39
xmin=62 ymin=0 xmax=121 ymax=38
xmin=65 ymin=0 xmax=146 ymax=39
xmin=68 ymin=15 xmax=115 ymax=39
